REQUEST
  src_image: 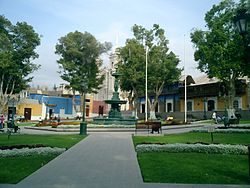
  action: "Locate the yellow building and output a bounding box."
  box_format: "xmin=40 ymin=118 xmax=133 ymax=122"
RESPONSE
xmin=179 ymin=75 xmax=249 ymax=118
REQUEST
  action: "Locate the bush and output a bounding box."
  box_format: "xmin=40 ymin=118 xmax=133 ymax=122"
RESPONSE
xmin=0 ymin=147 xmax=66 ymax=157
xmin=192 ymin=128 xmax=250 ymax=133
xmin=135 ymin=143 xmax=248 ymax=155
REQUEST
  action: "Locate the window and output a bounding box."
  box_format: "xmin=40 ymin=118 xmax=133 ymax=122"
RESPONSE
xmin=207 ymin=100 xmax=215 ymax=111
xmin=167 ymin=103 xmax=172 ymax=112
xmin=166 ymin=99 xmax=173 ymax=112
xmin=141 ymin=103 xmax=145 ymax=113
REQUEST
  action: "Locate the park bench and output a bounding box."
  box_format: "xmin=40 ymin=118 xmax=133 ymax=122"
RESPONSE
xmin=135 ymin=121 xmax=162 ymax=134
xmin=223 ymin=109 xmax=241 ymax=127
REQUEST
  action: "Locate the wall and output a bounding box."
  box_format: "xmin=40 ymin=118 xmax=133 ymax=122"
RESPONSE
xmin=17 ymin=103 xmax=42 ymax=120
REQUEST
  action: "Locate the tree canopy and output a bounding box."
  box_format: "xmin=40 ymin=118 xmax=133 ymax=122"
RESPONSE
xmin=118 ymin=24 xmax=181 ymax=119
xmin=55 ymin=31 xmax=112 ymax=95
xmin=191 ymin=0 xmax=249 ymax=110
xmin=0 ymin=15 xmax=41 ymax=114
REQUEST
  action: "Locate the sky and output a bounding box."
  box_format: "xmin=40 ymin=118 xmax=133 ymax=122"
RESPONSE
xmin=0 ymin=0 xmax=222 ymax=88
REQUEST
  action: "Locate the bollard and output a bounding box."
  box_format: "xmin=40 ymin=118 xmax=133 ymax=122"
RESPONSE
xmin=80 ymin=122 xmax=87 ymax=135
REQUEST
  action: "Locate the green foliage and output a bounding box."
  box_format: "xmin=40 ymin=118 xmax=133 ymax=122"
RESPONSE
xmin=138 ymin=152 xmax=248 ymax=184
xmin=55 ymin=31 xmax=112 ymax=94
xmin=118 ymin=24 xmax=181 ymax=116
xmin=190 ymin=0 xmax=250 ymax=109
xmin=0 ymin=15 xmax=41 ymax=94
xmin=191 ymin=0 xmax=244 ymax=80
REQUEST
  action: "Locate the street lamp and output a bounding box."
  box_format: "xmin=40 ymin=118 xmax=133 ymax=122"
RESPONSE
xmin=79 ymin=81 xmax=88 ymax=135
xmin=234 ymin=6 xmax=250 ymax=180
xmin=7 ymin=95 xmax=20 ymax=131
xmin=234 ymin=8 xmax=249 ymax=35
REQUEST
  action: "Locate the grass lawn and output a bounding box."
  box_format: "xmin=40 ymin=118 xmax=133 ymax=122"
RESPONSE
xmin=138 ymin=152 xmax=249 ymax=184
xmin=133 ymin=132 xmax=250 ymax=146
xmin=16 ymin=122 xmax=36 ymax=126
xmin=0 ymin=134 xmax=86 ymax=184
xmin=239 ymin=120 xmax=250 ymax=124
xmin=0 ymin=155 xmax=57 ymax=184
xmin=134 ymin=132 xmax=250 ymax=184
xmin=0 ymin=134 xmax=85 ymax=149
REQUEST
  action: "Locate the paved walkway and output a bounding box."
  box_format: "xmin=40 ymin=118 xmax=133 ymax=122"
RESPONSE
xmin=1 ymin=128 xmax=249 ymax=188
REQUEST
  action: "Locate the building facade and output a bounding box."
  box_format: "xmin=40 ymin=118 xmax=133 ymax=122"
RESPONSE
xmin=137 ymin=75 xmax=250 ymax=120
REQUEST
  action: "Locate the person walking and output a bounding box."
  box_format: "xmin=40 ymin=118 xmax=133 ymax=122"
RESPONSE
xmin=0 ymin=115 xmax=5 ymax=129
xmin=212 ymin=111 xmax=218 ymax=124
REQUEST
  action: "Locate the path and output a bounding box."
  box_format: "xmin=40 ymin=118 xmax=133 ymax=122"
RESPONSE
xmin=15 ymin=133 xmax=143 ymax=188
xmin=0 ymin=126 xmax=248 ymax=188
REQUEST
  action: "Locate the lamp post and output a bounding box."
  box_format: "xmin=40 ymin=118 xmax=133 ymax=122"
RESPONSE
xmin=7 ymin=95 xmax=20 ymax=128
xmin=234 ymin=6 xmax=250 ymax=180
xmin=79 ymin=82 xmax=88 ymax=135
xmin=234 ymin=8 xmax=249 ymax=36
xmin=234 ymin=8 xmax=250 ymax=65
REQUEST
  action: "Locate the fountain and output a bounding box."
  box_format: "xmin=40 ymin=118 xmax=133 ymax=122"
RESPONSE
xmin=93 ymin=70 xmax=137 ymax=125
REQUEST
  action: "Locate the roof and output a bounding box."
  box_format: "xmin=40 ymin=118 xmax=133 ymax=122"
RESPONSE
xmin=192 ymin=75 xmax=220 ymax=85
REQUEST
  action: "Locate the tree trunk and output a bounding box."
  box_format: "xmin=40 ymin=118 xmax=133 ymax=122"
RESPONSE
xmin=148 ymin=98 xmax=158 ymax=120
xmin=227 ymin=78 xmax=236 ymax=109
xmin=225 ymin=76 xmax=236 ymax=118
xmin=147 ymin=81 xmax=164 ymax=120
xmin=149 ymin=110 xmax=156 ymax=120
xmin=0 ymin=74 xmax=15 ymax=116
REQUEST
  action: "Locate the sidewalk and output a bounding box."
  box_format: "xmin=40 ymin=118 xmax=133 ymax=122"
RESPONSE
xmin=15 ymin=133 xmax=143 ymax=188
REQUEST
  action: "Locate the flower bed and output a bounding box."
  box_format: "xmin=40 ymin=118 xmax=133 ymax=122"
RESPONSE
xmin=135 ymin=143 xmax=248 ymax=155
xmin=0 ymin=147 xmax=66 ymax=157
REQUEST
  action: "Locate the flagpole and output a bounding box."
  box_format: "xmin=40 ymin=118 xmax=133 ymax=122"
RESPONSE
xmin=184 ymin=35 xmax=187 ymax=123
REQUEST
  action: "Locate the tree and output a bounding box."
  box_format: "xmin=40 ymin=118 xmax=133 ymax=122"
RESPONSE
xmin=0 ymin=15 xmax=41 ymax=115
xmin=190 ymin=0 xmax=248 ymax=115
xmin=55 ymin=31 xmax=112 ymax=113
xmin=118 ymin=39 xmax=145 ymax=118
xmin=118 ymin=24 xmax=181 ymax=120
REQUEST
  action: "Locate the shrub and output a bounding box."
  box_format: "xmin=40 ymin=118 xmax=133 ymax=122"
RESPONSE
xmin=192 ymin=128 xmax=250 ymax=133
xmin=135 ymin=143 xmax=248 ymax=155
xmin=0 ymin=147 xmax=66 ymax=157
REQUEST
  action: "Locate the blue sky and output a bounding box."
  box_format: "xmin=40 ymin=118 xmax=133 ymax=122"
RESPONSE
xmin=0 ymin=0 xmax=222 ymax=87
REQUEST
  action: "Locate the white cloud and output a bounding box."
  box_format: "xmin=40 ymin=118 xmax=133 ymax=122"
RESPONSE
xmin=29 ymin=43 xmax=65 ymax=88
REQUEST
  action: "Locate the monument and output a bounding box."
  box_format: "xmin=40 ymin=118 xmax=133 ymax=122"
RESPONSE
xmin=93 ymin=70 xmax=136 ymax=125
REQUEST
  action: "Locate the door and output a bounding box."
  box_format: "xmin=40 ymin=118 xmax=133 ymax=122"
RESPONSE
xmin=24 ymin=108 xmax=32 ymax=120
xmin=86 ymin=105 xmax=90 ymax=117
xmin=98 ymin=106 xmax=104 ymax=116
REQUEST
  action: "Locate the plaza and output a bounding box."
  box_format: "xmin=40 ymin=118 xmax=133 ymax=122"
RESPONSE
xmin=1 ymin=124 xmax=249 ymax=188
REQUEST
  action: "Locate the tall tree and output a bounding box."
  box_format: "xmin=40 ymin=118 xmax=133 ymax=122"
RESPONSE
xmin=118 ymin=24 xmax=181 ymax=120
xmin=118 ymin=39 xmax=145 ymax=118
xmin=55 ymin=31 xmax=112 ymax=112
xmin=0 ymin=15 xmax=40 ymax=115
xmin=190 ymin=0 xmax=249 ymax=115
